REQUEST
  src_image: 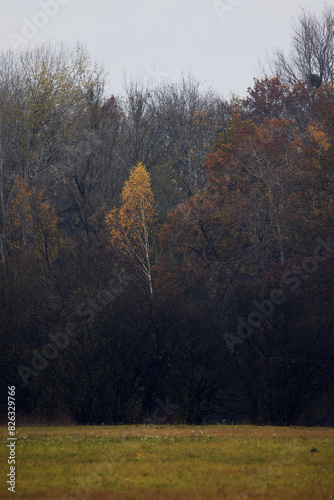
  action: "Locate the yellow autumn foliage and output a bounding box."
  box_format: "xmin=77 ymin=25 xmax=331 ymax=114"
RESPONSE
xmin=307 ymin=124 xmax=331 ymax=152
xmin=105 ymin=163 xmax=156 ymax=295
xmin=7 ymin=175 xmax=70 ymax=265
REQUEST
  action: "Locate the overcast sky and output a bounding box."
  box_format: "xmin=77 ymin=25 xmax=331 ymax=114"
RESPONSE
xmin=0 ymin=0 xmax=329 ymax=99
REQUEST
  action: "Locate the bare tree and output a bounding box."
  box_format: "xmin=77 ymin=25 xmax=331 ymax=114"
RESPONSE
xmin=0 ymin=42 xmax=107 ymax=263
xmin=147 ymin=75 xmax=230 ymax=199
xmin=269 ymin=6 xmax=334 ymax=87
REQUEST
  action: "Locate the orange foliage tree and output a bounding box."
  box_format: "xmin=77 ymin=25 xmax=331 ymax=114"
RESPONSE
xmin=7 ymin=175 xmax=71 ymax=276
xmin=105 ymin=162 xmax=156 ymax=297
xmin=157 ymin=114 xmax=303 ymax=298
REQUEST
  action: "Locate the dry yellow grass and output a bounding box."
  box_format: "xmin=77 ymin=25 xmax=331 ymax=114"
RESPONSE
xmin=1 ymin=425 xmax=333 ymax=499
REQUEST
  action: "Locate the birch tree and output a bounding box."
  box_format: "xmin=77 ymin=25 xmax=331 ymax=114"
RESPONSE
xmin=105 ymin=163 xmax=156 ymax=297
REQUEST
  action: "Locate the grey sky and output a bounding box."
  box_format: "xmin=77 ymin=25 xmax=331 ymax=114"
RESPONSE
xmin=0 ymin=0 xmax=329 ymax=99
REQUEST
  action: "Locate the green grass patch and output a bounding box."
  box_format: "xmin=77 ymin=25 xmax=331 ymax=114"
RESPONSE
xmin=1 ymin=425 xmax=334 ymax=499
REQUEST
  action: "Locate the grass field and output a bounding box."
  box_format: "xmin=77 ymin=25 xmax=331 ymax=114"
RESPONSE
xmin=1 ymin=425 xmax=334 ymax=499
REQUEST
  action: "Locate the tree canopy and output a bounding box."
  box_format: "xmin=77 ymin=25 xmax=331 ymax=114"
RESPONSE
xmin=1 ymin=14 xmax=334 ymax=426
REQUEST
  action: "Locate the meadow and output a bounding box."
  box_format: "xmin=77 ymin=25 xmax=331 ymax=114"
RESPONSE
xmin=1 ymin=425 xmax=334 ymax=499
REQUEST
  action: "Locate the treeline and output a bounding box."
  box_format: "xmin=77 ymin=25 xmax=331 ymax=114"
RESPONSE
xmin=1 ymin=8 xmax=334 ymax=426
